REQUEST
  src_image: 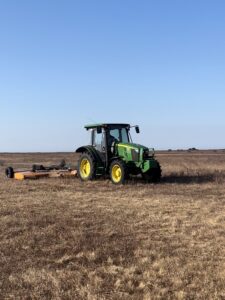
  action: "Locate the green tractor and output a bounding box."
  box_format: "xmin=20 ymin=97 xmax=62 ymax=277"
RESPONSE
xmin=76 ymin=123 xmax=161 ymax=184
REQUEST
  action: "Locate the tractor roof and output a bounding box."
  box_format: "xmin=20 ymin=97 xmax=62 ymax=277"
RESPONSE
xmin=84 ymin=123 xmax=130 ymax=130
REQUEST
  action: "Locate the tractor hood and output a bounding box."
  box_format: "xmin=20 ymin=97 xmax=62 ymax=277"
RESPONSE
xmin=118 ymin=142 xmax=148 ymax=150
xmin=117 ymin=143 xmax=155 ymax=159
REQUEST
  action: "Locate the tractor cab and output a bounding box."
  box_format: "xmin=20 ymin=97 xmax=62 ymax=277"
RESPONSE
xmin=76 ymin=123 xmax=161 ymax=184
xmin=85 ymin=124 xmax=142 ymax=167
xmin=86 ymin=123 xmax=139 ymax=155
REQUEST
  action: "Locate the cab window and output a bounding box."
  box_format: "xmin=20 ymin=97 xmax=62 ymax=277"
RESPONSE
xmin=93 ymin=130 xmax=105 ymax=152
xmin=121 ymin=128 xmax=129 ymax=143
xmin=109 ymin=129 xmax=120 ymax=141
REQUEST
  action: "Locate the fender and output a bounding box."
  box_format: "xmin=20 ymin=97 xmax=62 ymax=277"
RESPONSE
xmin=109 ymin=156 xmax=121 ymax=163
xmin=76 ymin=146 xmax=103 ymax=165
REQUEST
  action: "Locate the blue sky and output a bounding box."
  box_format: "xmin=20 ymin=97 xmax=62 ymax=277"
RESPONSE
xmin=0 ymin=0 xmax=224 ymax=151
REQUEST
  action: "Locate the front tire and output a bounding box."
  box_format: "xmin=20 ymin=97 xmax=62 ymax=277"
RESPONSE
xmin=110 ymin=160 xmax=126 ymax=184
xmin=142 ymin=162 xmax=162 ymax=183
xmin=78 ymin=153 xmax=96 ymax=181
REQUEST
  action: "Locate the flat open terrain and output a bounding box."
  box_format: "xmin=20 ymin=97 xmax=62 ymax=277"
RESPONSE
xmin=0 ymin=151 xmax=225 ymax=299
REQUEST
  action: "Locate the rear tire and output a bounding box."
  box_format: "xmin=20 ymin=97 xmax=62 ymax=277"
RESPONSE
xmin=110 ymin=160 xmax=126 ymax=184
xmin=78 ymin=152 xmax=96 ymax=181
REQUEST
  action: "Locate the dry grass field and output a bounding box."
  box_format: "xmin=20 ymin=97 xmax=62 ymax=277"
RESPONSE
xmin=0 ymin=151 xmax=225 ymax=299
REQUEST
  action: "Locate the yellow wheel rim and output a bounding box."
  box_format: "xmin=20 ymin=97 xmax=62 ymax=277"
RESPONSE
xmin=80 ymin=158 xmax=91 ymax=179
xmin=111 ymin=165 xmax=122 ymax=183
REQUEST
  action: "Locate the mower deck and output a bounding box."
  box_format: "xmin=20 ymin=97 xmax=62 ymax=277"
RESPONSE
xmin=13 ymin=170 xmax=77 ymax=180
xmin=5 ymin=162 xmax=77 ymax=181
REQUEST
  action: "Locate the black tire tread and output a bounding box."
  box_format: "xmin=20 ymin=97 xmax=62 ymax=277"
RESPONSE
xmin=110 ymin=159 xmax=127 ymax=185
xmin=142 ymin=161 xmax=162 ymax=183
xmin=78 ymin=152 xmax=96 ymax=181
xmin=5 ymin=167 xmax=14 ymax=179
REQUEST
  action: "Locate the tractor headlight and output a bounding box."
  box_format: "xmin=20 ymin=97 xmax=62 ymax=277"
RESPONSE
xmin=143 ymin=148 xmax=155 ymax=159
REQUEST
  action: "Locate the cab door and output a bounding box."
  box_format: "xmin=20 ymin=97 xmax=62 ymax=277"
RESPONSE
xmin=92 ymin=129 xmax=106 ymax=162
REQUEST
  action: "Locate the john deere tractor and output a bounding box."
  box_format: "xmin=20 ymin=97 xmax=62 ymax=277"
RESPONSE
xmin=76 ymin=123 xmax=161 ymax=184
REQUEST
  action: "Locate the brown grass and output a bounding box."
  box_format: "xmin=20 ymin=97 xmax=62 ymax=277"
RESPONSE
xmin=0 ymin=151 xmax=225 ymax=299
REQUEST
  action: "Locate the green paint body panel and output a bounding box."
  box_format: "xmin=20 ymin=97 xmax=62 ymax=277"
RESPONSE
xmin=116 ymin=142 xmax=158 ymax=173
xmin=142 ymin=159 xmax=158 ymax=173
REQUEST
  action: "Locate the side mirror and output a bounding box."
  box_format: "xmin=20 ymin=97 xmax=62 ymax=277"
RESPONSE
xmin=135 ymin=126 xmax=140 ymax=134
xmin=97 ymin=126 xmax=102 ymax=134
